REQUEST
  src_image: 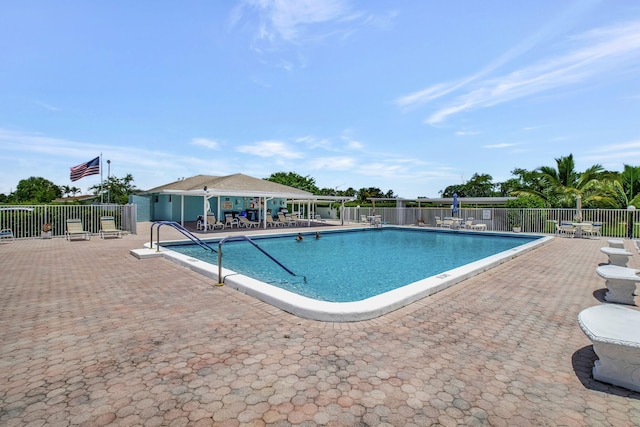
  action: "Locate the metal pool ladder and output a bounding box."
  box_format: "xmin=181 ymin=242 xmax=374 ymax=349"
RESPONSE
xmin=150 ymin=221 xmax=217 ymax=253
xmin=217 ymin=235 xmax=305 ymax=286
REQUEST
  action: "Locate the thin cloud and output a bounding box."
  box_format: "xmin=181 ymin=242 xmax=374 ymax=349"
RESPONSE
xmin=455 ymin=130 xmax=481 ymax=136
xmin=191 ymin=138 xmax=221 ymax=150
xmin=235 ymin=140 xmax=303 ymax=159
xmin=32 ymin=100 xmax=60 ymax=112
xmin=582 ymin=139 xmax=640 ymax=164
xmin=484 ymin=143 xmax=520 ymax=149
xmin=232 ymin=0 xmax=362 ymax=46
xmin=425 ymin=19 xmax=640 ymax=124
xmin=308 ymin=156 xmax=355 ymax=170
xmin=396 ymin=1 xmax=598 ymax=110
xmin=590 ymin=139 xmax=640 ymax=153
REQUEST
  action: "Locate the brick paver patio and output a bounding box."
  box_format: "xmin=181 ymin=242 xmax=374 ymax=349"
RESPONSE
xmin=1 ymin=224 xmax=640 ymax=426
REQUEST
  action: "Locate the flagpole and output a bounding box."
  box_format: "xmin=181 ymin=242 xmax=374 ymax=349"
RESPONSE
xmin=100 ymin=153 xmax=103 ymax=203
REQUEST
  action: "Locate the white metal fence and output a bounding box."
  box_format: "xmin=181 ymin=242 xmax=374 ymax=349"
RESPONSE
xmin=0 ymin=204 xmax=137 ymax=239
xmin=343 ymin=207 xmax=640 ymax=238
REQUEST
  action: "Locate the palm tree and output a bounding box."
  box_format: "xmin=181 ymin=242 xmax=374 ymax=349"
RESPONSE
xmin=514 ymin=154 xmax=612 ymax=208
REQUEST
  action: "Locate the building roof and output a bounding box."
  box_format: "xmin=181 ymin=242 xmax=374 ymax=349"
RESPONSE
xmin=368 ymin=197 xmax=517 ymax=205
xmin=145 ymin=173 xmax=314 ymax=198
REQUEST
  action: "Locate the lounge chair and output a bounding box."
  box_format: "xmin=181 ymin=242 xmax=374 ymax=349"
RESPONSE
xmin=442 ymin=218 xmax=453 ymax=229
xmin=278 ymin=213 xmax=295 ymax=226
xmin=198 ymin=214 xmax=223 ymax=230
xmin=66 ymin=219 xmax=90 ymax=241
xmin=224 ymin=214 xmax=238 ymax=229
xmin=266 ymin=215 xmax=283 ymax=227
xmin=291 ymin=214 xmax=306 ymax=225
xmin=435 ymin=216 xmax=443 ymax=227
xmin=99 ymin=216 xmax=122 ymax=239
xmin=0 ymin=228 xmax=14 ymax=243
xmin=238 ymin=216 xmax=259 ymax=228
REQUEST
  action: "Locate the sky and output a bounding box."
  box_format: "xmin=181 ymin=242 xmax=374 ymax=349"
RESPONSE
xmin=1 ymin=0 xmax=640 ymax=198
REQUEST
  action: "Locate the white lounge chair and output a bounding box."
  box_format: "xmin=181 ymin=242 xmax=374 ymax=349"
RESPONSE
xmin=66 ymin=219 xmax=90 ymax=241
xmin=278 ymin=213 xmax=295 ymax=226
xmin=207 ymin=214 xmax=223 ymax=230
xmin=238 ymin=216 xmax=259 ymax=228
xmin=224 ymin=214 xmax=238 ymax=229
xmin=266 ymin=216 xmax=282 ymax=228
xmin=99 ymin=216 xmax=122 ymax=239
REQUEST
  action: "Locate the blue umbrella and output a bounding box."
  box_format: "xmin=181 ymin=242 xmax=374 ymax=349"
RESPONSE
xmin=452 ymin=193 xmax=458 ymax=216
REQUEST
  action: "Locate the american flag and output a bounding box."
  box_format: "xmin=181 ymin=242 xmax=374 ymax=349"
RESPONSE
xmin=70 ymin=157 xmax=100 ymax=182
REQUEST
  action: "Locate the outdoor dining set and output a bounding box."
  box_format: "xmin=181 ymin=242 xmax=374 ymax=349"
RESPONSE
xmin=555 ymin=220 xmax=602 ymax=238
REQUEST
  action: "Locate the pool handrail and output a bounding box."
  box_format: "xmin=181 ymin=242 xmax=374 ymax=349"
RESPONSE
xmin=151 ymin=221 xmax=217 ymax=253
xmin=217 ymin=235 xmax=304 ymax=285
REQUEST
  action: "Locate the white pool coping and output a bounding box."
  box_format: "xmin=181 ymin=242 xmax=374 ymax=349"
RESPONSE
xmin=141 ymin=229 xmax=553 ymax=322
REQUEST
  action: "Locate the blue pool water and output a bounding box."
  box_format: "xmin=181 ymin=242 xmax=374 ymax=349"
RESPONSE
xmin=166 ymin=228 xmax=540 ymax=303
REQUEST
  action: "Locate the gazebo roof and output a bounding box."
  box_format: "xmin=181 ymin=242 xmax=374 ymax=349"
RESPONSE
xmin=145 ymin=173 xmax=314 ymax=198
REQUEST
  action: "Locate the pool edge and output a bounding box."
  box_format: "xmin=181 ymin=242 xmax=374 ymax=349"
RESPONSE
xmin=147 ymin=231 xmax=553 ymax=322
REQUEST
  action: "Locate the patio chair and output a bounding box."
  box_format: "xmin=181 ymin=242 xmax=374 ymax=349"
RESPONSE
xmin=592 ymin=222 xmax=602 ymax=238
xmin=238 ymin=216 xmax=259 ymax=228
xmin=442 ymin=218 xmax=453 ymax=229
xmin=204 ymin=214 xmax=223 ymax=230
xmin=66 ymin=219 xmax=90 ymax=241
xmin=314 ymin=214 xmax=327 ymax=223
xmin=435 ymin=216 xmax=443 ymax=227
xmin=278 ymin=213 xmax=295 ymax=226
xmin=581 ymin=222 xmax=596 ymax=239
xmin=196 ymin=216 xmax=209 ymax=231
xmin=291 ymin=213 xmax=306 ymax=225
xmin=0 ymin=228 xmax=14 ymax=243
xmin=99 ymin=216 xmax=122 ymax=239
xmin=224 ymin=214 xmax=239 ymax=229
xmin=557 ymin=221 xmax=575 ymax=238
xmin=266 ymin=215 xmax=283 ymax=228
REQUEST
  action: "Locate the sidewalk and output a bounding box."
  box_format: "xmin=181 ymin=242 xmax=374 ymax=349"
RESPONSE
xmin=1 ymin=225 xmax=639 ymax=425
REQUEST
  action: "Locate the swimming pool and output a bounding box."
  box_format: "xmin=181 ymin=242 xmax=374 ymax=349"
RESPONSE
xmin=154 ymin=227 xmax=551 ymax=321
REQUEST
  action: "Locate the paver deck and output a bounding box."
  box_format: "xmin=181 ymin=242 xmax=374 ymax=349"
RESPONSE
xmin=1 ymin=224 xmax=640 ymax=426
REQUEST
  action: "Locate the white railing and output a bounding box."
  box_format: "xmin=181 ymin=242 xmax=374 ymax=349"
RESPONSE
xmin=344 ymin=207 xmax=640 ymax=238
xmin=0 ymin=204 xmax=137 ymax=239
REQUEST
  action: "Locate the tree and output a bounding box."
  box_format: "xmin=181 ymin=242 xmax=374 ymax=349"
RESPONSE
xmin=89 ymin=174 xmax=138 ymax=204
xmin=265 ymin=172 xmax=319 ymax=193
xmin=619 ymin=164 xmax=640 ymax=205
xmin=356 ymin=187 xmax=386 ymax=203
xmin=13 ymin=177 xmax=62 ymax=203
xmin=512 ymin=154 xmax=612 ymax=208
xmin=441 ymin=173 xmax=496 ymax=197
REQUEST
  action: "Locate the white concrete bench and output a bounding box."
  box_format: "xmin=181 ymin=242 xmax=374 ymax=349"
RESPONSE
xmin=600 ymin=247 xmax=633 ymax=267
xmin=608 ymin=239 xmax=625 ymax=249
xmin=578 ymin=304 xmax=640 ymax=392
xmin=595 ymin=265 xmax=639 ymax=305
